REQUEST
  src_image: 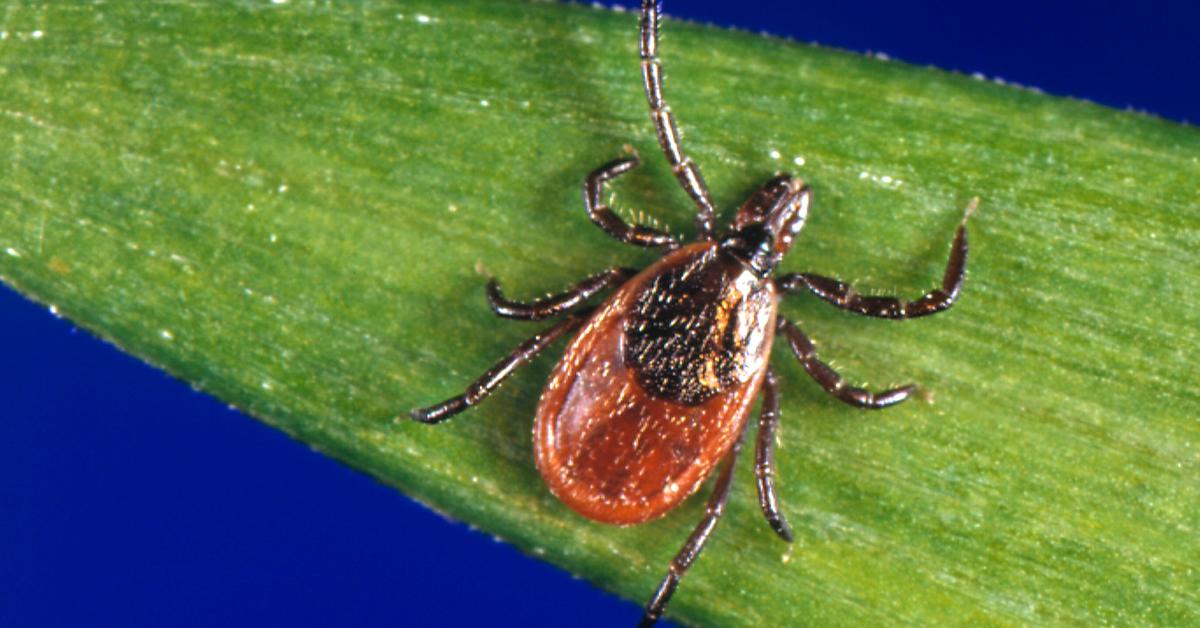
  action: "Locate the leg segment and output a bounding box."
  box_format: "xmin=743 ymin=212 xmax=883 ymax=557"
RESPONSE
xmin=408 ymin=313 xmax=586 ymax=424
xmin=638 ymin=437 xmax=743 ymax=628
xmin=778 ymin=199 xmax=976 ymax=319
xmin=586 ymin=157 xmax=678 ymax=249
xmin=640 ymin=0 xmax=718 ymax=240
xmin=755 ymin=369 xmax=794 ymax=543
xmin=778 ymin=318 xmax=915 ymax=410
xmin=487 ymin=267 xmax=636 ymax=320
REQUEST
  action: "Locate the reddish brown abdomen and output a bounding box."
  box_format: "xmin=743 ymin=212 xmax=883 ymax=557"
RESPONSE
xmin=534 ymin=243 xmax=776 ymax=525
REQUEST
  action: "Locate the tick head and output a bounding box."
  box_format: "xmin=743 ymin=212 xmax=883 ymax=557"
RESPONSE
xmin=723 ymin=175 xmax=811 ymax=276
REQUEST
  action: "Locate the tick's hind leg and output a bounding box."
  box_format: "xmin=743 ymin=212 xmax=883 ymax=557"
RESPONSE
xmin=638 ymin=437 xmax=743 ymax=627
xmin=487 ymin=267 xmax=636 ymax=321
xmin=755 ymin=369 xmax=793 ymax=542
xmin=407 ymin=313 xmax=587 ymax=424
xmin=586 ymin=157 xmax=678 ymax=249
xmin=778 ymin=318 xmax=915 ymax=410
xmin=779 ymin=199 xmax=976 ymax=319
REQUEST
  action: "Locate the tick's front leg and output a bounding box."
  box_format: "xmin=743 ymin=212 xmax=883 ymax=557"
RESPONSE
xmin=779 ymin=199 xmax=976 ymax=319
xmin=639 ymin=0 xmax=718 ymax=239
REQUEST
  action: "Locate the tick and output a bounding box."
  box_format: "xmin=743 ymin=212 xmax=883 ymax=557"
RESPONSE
xmin=410 ymin=1 xmax=974 ymax=625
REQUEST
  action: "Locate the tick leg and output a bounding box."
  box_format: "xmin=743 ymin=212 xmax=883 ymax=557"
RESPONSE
xmin=755 ymin=368 xmax=794 ymax=542
xmin=586 ymin=156 xmax=679 ymax=249
xmin=640 ymin=0 xmax=718 ymax=240
xmin=778 ymin=199 xmax=976 ymax=319
xmin=408 ymin=313 xmax=587 ymax=424
xmin=487 ymin=267 xmax=636 ymax=321
xmin=778 ymin=318 xmax=915 ymax=410
xmin=639 ymin=437 xmax=743 ymax=627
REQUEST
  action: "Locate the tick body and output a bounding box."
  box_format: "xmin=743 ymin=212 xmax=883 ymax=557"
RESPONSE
xmin=536 ymin=241 xmax=777 ymax=525
xmin=410 ymin=1 xmax=974 ymax=625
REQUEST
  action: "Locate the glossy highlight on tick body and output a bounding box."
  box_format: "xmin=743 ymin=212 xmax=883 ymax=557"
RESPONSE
xmin=410 ymin=1 xmax=974 ymax=625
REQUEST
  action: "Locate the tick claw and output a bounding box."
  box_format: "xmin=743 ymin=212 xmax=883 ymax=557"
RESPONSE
xmin=409 ymin=397 xmax=468 ymax=424
xmin=962 ymin=196 xmax=981 ymax=224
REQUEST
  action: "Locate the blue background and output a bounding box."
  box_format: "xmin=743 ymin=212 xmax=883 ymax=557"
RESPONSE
xmin=2 ymin=2 xmax=1196 ymax=626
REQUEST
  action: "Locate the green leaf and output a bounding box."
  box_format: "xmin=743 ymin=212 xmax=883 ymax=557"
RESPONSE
xmin=2 ymin=1 xmax=1197 ymax=625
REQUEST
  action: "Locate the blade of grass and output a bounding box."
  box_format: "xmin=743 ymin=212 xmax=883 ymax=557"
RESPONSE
xmin=1 ymin=1 xmax=1197 ymax=625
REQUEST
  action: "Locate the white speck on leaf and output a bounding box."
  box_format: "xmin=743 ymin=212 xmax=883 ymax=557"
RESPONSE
xmin=858 ymin=169 xmax=903 ymax=189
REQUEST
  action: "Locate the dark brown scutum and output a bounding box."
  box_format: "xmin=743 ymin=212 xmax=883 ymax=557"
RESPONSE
xmin=624 ymin=247 xmax=775 ymax=406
